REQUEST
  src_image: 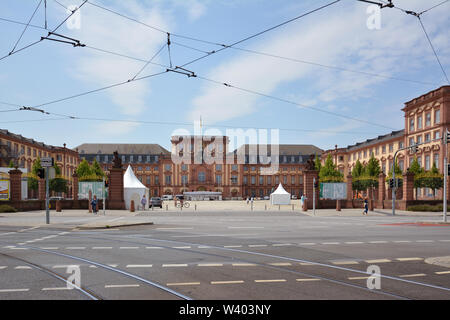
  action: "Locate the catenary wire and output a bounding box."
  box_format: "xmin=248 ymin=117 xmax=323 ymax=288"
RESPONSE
xmin=9 ymin=0 xmax=43 ymax=54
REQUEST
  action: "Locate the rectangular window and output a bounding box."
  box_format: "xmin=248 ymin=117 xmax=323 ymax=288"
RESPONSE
xmin=382 ymin=146 xmax=386 ymax=154
xmin=216 ymin=164 xmax=222 ymax=171
xmin=275 ymin=176 xmax=279 ymax=184
xmin=165 ymin=164 xmax=171 ymax=171
xmin=130 ymin=155 xmax=134 ymax=163
xmin=434 ymin=154 xmax=439 ymax=168
xmin=283 ymin=176 xmax=287 ymax=184
xmin=434 ymin=131 xmax=440 ymax=140
xmin=181 ymin=175 xmax=188 ymax=184
xmin=165 ymin=175 xmax=171 ymax=185
xmin=216 ymin=175 xmax=222 ymax=185
xmin=146 ymin=176 xmax=151 ymax=184
xmin=154 ymin=166 xmax=159 ymax=171
xmin=363 ymin=150 xmax=367 ymax=158
xmin=375 ymin=147 xmax=379 ymax=155
xmin=435 ymin=109 xmax=440 ymax=124
xmin=181 ymin=164 xmax=187 ymax=171
xmin=409 ymin=138 xmax=415 ymax=146
xmin=251 ymin=166 xmax=256 ymax=171
xmin=138 ymin=166 xmax=142 ymax=171
xmin=243 ymin=166 xmax=248 ymax=171
xmin=399 ymin=160 xmax=404 ymax=172
xmin=155 ymin=176 xmax=159 ymax=185
xmin=410 ymin=118 xmax=414 ymax=131
xmin=399 ymin=141 xmax=404 ymax=149
xmin=231 ymin=175 xmax=238 ymax=184
xmin=138 ymin=155 xmax=142 ymax=162
xmin=146 ymin=155 xmax=150 ymax=163
xmin=291 ymin=176 xmax=296 ymax=184
xmin=259 ymin=176 xmax=264 ymax=185
xmin=417 ymin=135 xmax=422 ymax=144
xmin=251 ymin=176 xmax=256 ymax=185
xmin=426 ymin=113 xmax=431 ymax=127
xmin=382 ymin=162 xmax=386 ymax=174
xmin=425 ymin=133 xmax=431 ymax=142
xmin=33 ymin=149 xmax=36 ymax=157
xmin=425 ymin=155 xmax=430 ymax=170
xmin=267 ymin=176 xmax=272 ymax=185
xmin=417 ymin=116 xmax=422 ymax=130
xmin=243 ymin=176 xmax=248 ymax=185
xmin=417 ymin=156 xmax=422 ymax=167
xmin=389 ymin=144 xmax=393 ymax=152
xmin=232 ymin=164 xmax=238 ymax=171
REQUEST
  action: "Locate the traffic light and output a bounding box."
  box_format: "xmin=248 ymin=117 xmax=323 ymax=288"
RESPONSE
xmin=37 ymin=168 xmax=45 ymax=179
xmin=314 ymin=180 xmax=318 ymax=189
xmin=389 ymin=178 xmax=394 ymax=189
xmin=446 ymin=130 xmax=450 ymax=144
xmin=447 ymin=164 xmax=450 ymax=176
xmin=105 ymin=180 xmax=109 ymax=188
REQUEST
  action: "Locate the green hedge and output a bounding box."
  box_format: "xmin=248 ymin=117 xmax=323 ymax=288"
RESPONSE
xmin=0 ymin=204 xmax=17 ymax=213
xmin=407 ymin=204 xmax=443 ymax=212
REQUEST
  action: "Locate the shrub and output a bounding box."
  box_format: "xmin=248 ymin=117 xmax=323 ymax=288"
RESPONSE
xmin=407 ymin=204 xmax=443 ymax=212
xmin=0 ymin=204 xmax=18 ymax=213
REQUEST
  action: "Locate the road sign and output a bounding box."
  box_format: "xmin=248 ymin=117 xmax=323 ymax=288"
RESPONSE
xmin=41 ymin=157 xmax=54 ymax=167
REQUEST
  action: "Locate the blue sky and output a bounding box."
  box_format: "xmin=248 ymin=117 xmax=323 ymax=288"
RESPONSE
xmin=0 ymin=0 xmax=449 ymax=152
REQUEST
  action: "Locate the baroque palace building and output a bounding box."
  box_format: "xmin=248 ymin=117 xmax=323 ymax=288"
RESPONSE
xmin=76 ymin=136 xmax=323 ymax=199
xmin=322 ymin=85 xmax=450 ymax=199
xmin=0 ymin=129 xmax=79 ymax=180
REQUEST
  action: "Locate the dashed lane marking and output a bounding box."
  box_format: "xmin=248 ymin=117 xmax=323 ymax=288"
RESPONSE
xmin=156 ymin=228 xmax=193 ymax=230
xmin=224 ymin=245 xmax=242 ymax=248
xmin=396 ymin=258 xmax=423 ymax=261
xmin=14 ymin=266 xmax=32 ymax=270
xmin=254 ymin=279 xmax=286 ymax=283
xmin=299 ymin=243 xmax=316 ymax=245
xmin=232 ymin=263 xmax=257 ymax=267
xmin=348 ymin=276 xmax=370 ymax=280
xmin=126 ymin=265 xmax=153 ymax=268
xmin=365 ymin=259 xmax=391 ymax=263
xmin=105 ymin=284 xmax=140 ymax=288
xmin=272 ymin=243 xmax=292 ymax=246
xmin=0 ymin=266 xmax=7 ymax=270
xmin=145 ymin=246 xmax=163 ymax=249
xmin=167 ymin=282 xmax=200 ymax=286
xmin=211 ymin=280 xmax=244 ymax=285
xmin=268 ymin=262 xmax=292 ymax=266
xmin=296 ymin=278 xmax=321 ymax=282
xmin=416 ymin=240 xmax=434 ymax=243
xmin=42 ymin=287 xmax=70 ymax=291
xmin=393 ymin=241 xmax=411 ymax=243
xmin=399 ymin=273 xmax=427 ymax=278
xmin=162 ymin=264 xmax=188 ymax=267
xmin=435 ymin=271 xmax=450 ymax=275
xmin=0 ymin=289 xmax=29 ymax=293
xmin=173 ymin=246 xmax=191 ymax=249
xmin=332 ymin=261 xmax=359 ymax=265
xmin=321 ymin=242 xmax=340 ymax=245
xmin=369 ymin=241 xmax=388 ymax=244
xmin=40 ymin=247 xmax=59 ymax=250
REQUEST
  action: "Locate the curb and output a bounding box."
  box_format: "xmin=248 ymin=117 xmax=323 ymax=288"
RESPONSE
xmin=75 ymin=222 xmax=154 ymax=230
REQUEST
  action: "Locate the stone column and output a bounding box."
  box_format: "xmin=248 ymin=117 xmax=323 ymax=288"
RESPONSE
xmin=108 ymin=167 xmax=125 ymax=209
xmin=8 ymin=169 xmax=22 ymax=201
xmin=402 ymin=172 xmax=414 ymax=201
xmin=378 ymin=173 xmax=386 ymax=201
xmin=303 ymin=170 xmax=318 ymax=209
xmin=38 ymin=178 xmax=45 ymax=200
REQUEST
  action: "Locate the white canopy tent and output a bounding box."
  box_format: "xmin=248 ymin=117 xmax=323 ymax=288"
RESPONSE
xmin=124 ymin=165 xmax=149 ymax=210
xmin=270 ymin=183 xmax=291 ymax=205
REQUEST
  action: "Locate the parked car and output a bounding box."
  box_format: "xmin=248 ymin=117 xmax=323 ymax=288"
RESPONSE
xmin=150 ymin=197 xmax=163 ymax=208
xmin=291 ymin=195 xmax=298 ymax=200
xmin=162 ymin=195 xmax=173 ymax=201
xmin=49 ymin=196 xmax=64 ymax=200
xmin=263 ymin=196 xmax=270 ymax=200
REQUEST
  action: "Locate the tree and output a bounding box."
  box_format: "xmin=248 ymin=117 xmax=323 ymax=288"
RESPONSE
xmin=91 ymin=159 xmax=105 ymax=178
xmin=76 ymin=159 xmax=92 ymax=178
xmin=8 ymin=160 xmax=15 ymax=168
xmin=366 ymin=154 xmax=381 ymax=177
xmin=314 ymin=155 xmax=322 ymax=172
xmin=352 ymin=160 xmax=364 ymax=178
xmin=319 ymin=154 xmax=344 ymax=182
xmin=414 ymin=163 xmax=443 ymax=199
xmin=409 ymin=156 xmax=424 ymax=199
xmin=28 ymin=157 xmax=42 ymax=191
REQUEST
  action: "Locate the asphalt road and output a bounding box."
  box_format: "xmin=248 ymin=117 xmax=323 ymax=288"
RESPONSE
xmin=0 ymin=211 xmax=449 ymax=300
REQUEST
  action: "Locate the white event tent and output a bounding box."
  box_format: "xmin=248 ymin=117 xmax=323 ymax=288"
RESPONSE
xmin=124 ymin=165 xmax=149 ymax=210
xmin=270 ymin=183 xmax=291 ymax=205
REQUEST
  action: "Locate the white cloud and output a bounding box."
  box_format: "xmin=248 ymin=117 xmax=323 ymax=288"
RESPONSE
xmin=63 ymin=1 xmax=170 ymax=116
xmin=188 ymin=0 xmax=450 ymax=124
xmin=96 ymin=121 xmax=140 ymax=136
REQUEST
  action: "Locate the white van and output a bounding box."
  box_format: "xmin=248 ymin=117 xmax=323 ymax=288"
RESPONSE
xmin=162 ymin=195 xmax=173 ymax=201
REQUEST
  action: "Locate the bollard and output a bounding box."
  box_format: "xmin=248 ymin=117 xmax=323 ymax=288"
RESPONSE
xmin=265 ymin=204 xmax=267 ymax=211
xmin=278 ymin=205 xmax=280 ymax=211
xmin=56 ymin=200 xmax=62 ymax=212
xmin=166 ymin=204 xmax=168 ymax=211
xmin=292 ymin=204 xmax=294 ymax=211
xmin=195 ymin=204 xmax=197 ymax=211
xmin=336 ymin=199 xmax=341 ymax=212
xmin=130 ymin=200 xmax=135 ymax=212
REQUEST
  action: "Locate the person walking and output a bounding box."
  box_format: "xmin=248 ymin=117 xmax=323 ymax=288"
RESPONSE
xmin=141 ymin=195 xmax=147 ymax=211
xmin=91 ymin=195 xmax=98 ymax=215
xmin=363 ymin=198 xmax=368 ymax=215
xmin=246 ymin=197 xmax=249 ymax=205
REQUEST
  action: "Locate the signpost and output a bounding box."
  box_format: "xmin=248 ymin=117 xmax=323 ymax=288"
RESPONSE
xmin=41 ymin=157 xmax=54 ymax=224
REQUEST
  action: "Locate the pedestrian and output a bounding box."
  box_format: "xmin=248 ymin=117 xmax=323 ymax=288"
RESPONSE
xmin=251 ymin=197 xmax=254 ymax=205
xmin=300 ymin=194 xmax=305 ymax=208
xmin=363 ymin=198 xmax=368 ymax=215
xmin=141 ymin=195 xmax=147 ymax=211
xmin=91 ymin=195 xmax=98 ymax=214
xmin=246 ymin=197 xmax=249 ymax=204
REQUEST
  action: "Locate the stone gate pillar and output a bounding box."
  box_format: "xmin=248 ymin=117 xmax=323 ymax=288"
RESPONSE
xmin=38 ymin=178 xmax=45 ymax=200
xmin=108 ymin=167 xmax=125 ymax=210
xmin=402 ymin=172 xmax=414 ymax=201
xmin=346 ymin=175 xmax=353 ymax=200
xmin=8 ymin=169 xmax=22 ymax=201
xmin=303 ymin=170 xmax=319 ymax=209
xmin=378 ymin=173 xmax=386 ymax=201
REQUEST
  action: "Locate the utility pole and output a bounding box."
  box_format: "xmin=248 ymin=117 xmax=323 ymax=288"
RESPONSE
xmin=313 ymin=177 xmax=316 ymax=216
xmin=45 ymin=167 xmax=49 ymax=224
xmin=444 ymin=129 xmax=448 ymax=223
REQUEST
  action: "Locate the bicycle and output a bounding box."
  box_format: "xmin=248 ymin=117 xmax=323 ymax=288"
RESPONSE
xmin=176 ymin=202 xmax=190 ymax=208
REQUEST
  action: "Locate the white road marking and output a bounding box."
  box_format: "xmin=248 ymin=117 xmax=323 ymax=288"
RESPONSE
xmin=14 ymin=266 xmax=32 ymax=270
xmin=299 ymin=243 xmax=316 ymax=246
xmin=439 ymin=240 xmax=450 ymax=242
xmin=232 ymin=263 xmax=257 ymax=267
xmin=173 ymin=246 xmax=191 ymax=249
xmin=0 ymin=266 xmax=7 ymax=270
xmin=0 ymin=289 xmax=29 ymax=293
xmin=254 ymin=279 xmax=286 ymax=283
xmin=396 ymin=257 xmax=423 ymax=261
xmin=9 ymin=247 xmax=27 ymax=250
xmin=224 ymin=245 xmax=242 ymax=248
xmin=348 ymin=276 xmax=370 ymax=280
xmin=332 ymin=261 xmax=359 ymax=265
xmin=162 ymin=264 xmax=188 ymax=267
xmin=145 ymin=246 xmax=163 ymax=249
xmin=268 ymin=262 xmax=292 ymax=266
xmin=105 ymin=284 xmax=140 ymax=288
xmin=322 ymin=242 xmax=340 ymax=245
xmin=126 ymin=265 xmax=153 ymax=268
xmin=365 ymin=259 xmax=391 ymax=263
xmin=299 ymin=262 xmax=315 ymax=266
xmin=211 ymin=280 xmax=244 ymax=284
xmin=108 ymin=264 xmax=118 ymax=267
xmin=296 ymin=278 xmax=321 ymax=282
xmin=42 ymin=287 xmax=70 ymax=291
xmin=435 ymin=271 xmax=450 ymax=275
xmin=272 ymin=243 xmax=292 ymax=246
xmin=369 ymin=241 xmax=388 ymax=244
xmin=197 ymin=246 xmax=211 ymax=249
xmin=40 ymin=247 xmax=59 ymax=250
xmin=167 ymin=282 xmax=200 ymax=286
xmin=416 ymin=240 xmax=434 ymax=243
xmin=399 ymin=273 xmax=426 ymax=278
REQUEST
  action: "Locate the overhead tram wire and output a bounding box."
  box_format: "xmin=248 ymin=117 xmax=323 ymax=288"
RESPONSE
xmin=0 ymin=1 xmax=86 ymax=62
